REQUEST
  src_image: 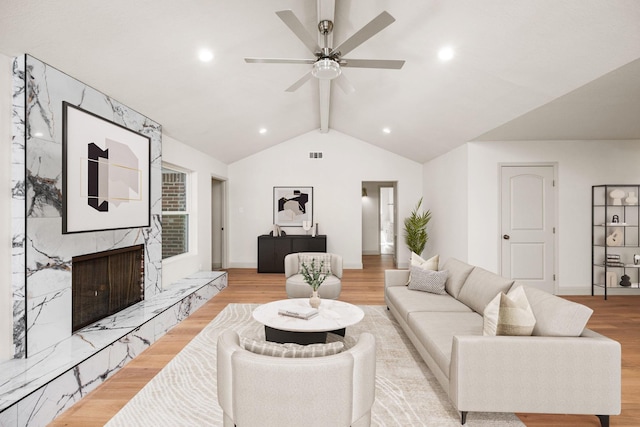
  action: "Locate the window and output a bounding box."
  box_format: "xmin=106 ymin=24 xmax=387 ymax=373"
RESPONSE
xmin=162 ymin=166 xmax=191 ymax=259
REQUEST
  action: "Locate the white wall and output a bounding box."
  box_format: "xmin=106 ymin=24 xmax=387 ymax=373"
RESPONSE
xmin=161 ymin=134 xmax=228 ymax=287
xmin=0 ymin=53 xmax=12 ymax=360
xmin=228 ymin=130 xmax=423 ymax=269
xmin=426 ymin=139 xmax=640 ymax=294
xmin=423 ymin=144 xmax=469 ymax=263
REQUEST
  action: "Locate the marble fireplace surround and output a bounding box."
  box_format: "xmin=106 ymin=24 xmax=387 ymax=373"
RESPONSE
xmin=11 ymin=55 xmax=163 ymax=358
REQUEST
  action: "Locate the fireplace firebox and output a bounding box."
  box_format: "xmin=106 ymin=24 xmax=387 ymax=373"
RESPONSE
xmin=72 ymin=244 xmax=145 ymax=332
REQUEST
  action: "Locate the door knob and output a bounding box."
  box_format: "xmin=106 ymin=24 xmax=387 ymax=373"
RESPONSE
xmin=503 ymin=234 xmax=510 ymax=240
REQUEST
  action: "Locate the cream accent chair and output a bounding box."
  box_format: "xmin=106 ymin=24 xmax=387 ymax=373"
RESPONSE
xmin=284 ymin=252 xmax=343 ymax=299
xmin=217 ymin=330 xmax=376 ymax=427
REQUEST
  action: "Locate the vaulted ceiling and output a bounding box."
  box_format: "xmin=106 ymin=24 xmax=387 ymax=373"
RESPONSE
xmin=1 ymin=1 xmax=639 ymax=164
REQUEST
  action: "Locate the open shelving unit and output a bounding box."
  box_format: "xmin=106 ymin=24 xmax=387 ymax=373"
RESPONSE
xmin=592 ymin=184 xmax=640 ymax=299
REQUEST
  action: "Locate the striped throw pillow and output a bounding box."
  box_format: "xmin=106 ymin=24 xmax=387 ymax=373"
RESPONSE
xmin=298 ymin=254 xmax=332 ymax=275
xmin=483 ymin=286 xmax=536 ymax=336
xmin=241 ymin=337 xmax=344 ymax=357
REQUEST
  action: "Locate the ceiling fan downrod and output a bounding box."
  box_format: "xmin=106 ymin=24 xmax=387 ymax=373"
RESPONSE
xmin=318 ymin=20 xmax=334 ymax=57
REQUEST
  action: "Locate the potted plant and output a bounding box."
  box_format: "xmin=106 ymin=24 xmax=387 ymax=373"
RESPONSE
xmin=300 ymin=259 xmax=327 ymax=308
xmin=404 ymin=197 xmax=431 ymax=256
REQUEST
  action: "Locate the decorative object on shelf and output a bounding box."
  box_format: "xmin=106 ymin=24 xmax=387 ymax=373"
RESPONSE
xmin=606 ymin=271 xmax=618 ymax=288
xmin=300 ymin=259 xmax=327 ymax=308
xmin=274 ymin=186 xmax=313 ymax=227
xmin=302 ymin=220 xmax=312 ymax=235
xmin=619 ymin=274 xmax=632 ymax=287
xmin=271 ymin=224 xmax=284 ymax=237
xmin=62 ymin=102 xmax=151 ymax=234
xmin=404 ymin=197 xmax=432 ymax=256
xmin=611 ymin=215 xmax=620 ymax=224
xmin=634 ymin=254 xmax=640 ymax=265
xmin=626 ymin=191 xmax=638 ymax=205
xmin=312 ymin=222 xmax=318 ymax=237
xmin=610 ymin=189 xmax=625 ymax=205
xmin=606 ymin=228 xmax=624 ymax=246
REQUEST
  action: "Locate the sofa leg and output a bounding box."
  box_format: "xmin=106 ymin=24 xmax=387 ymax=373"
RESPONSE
xmin=597 ymin=415 xmax=609 ymax=427
xmin=460 ymin=411 xmax=467 ymax=425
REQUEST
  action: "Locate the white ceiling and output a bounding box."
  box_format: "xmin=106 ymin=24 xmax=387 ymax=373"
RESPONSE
xmin=1 ymin=0 xmax=639 ymax=164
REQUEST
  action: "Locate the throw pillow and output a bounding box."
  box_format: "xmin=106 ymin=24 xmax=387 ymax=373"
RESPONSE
xmin=483 ymin=286 xmax=536 ymax=336
xmin=407 ymin=266 xmax=448 ymax=295
xmin=405 ymin=253 xmax=439 ymax=285
xmin=298 ymin=254 xmax=332 ymax=275
xmin=240 ymin=337 xmax=344 ymax=357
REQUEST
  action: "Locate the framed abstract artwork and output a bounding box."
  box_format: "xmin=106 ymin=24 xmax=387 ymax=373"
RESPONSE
xmin=62 ymin=102 xmax=151 ymax=233
xmin=273 ymin=186 xmax=313 ymax=227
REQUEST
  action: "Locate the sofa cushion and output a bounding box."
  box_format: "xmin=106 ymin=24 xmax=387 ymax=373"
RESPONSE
xmin=241 ymin=337 xmax=344 ymax=357
xmin=407 ymin=266 xmax=448 ymax=295
xmin=521 ymin=285 xmax=593 ymax=337
xmin=407 ymin=311 xmax=483 ymax=378
xmin=483 ymin=286 xmax=536 ymax=336
xmin=457 ymin=267 xmax=514 ymax=314
xmin=386 ymin=286 xmax=471 ymax=322
xmin=441 ymin=258 xmax=475 ymax=298
xmin=298 ymin=253 xmax=332 ymax=275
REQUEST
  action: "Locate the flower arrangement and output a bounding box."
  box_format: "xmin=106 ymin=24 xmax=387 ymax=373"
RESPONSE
xmin=300 ymin=259 xmax=327 ymax=291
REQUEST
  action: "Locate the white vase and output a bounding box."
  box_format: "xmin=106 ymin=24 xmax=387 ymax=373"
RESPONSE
xmin=309 ymin=290 xmax=321 ymax=308
xmin=626 ymin=191 xmax=638 ymax=205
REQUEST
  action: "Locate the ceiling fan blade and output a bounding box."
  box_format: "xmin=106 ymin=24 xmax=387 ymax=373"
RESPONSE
xmin=335 ymin=73 xmax=355 ymax=95
xmin=285 ymin=71 xmax=314 ymax=92
xmin=319 ymin=79 xmax=331 ymax=133
xmin=276 ymin=10 xmax=321 ymax=55
xmin=330 ymin=11 xmax=395 ymax=57
xmin=245 ymin=57 xmax=316 ymax=65
xmin=340 ymin=58 xmax=405 ymax=69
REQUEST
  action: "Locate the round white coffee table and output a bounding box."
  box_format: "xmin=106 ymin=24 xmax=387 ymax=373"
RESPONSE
xmin=252 ymin=299 xmax=365 ymax=344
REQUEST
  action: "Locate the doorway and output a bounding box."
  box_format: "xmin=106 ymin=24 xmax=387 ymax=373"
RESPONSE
xmin=500 ymin=165 xmax=556 ymax=293
xmin=362 ymin=181 xmax=397 ymax=267
xmin=379 ymin=186 xmax=395 ymax=255
xmin=211 ymin=178 xmax=226 ymax=270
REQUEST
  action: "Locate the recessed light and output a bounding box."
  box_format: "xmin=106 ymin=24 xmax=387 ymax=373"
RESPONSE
xmin=198 ymin=49 xmax=214 ymax=62
xmin=259 ymin=128 xmax=267 ymax=134
xmin=438 ymin=46 xmax=455 ymax=61
xmin=382 ymin=127 xmax=391 ymax=134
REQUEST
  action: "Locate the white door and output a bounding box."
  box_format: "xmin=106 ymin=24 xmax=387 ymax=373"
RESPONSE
xmin=500 ymin=165 xmax=556 ymax=293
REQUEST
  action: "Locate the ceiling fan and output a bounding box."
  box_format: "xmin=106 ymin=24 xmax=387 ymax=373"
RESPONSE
xmin=244 ymin=7 xmax=405 ymax=132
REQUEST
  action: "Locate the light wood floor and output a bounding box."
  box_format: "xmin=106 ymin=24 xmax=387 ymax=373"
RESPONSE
xmin=51 ymin=255 xmax=640 ymax=426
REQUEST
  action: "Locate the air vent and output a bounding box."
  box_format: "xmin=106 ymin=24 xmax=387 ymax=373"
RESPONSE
xmin=309 ymin=152 xmax=323 ymax=159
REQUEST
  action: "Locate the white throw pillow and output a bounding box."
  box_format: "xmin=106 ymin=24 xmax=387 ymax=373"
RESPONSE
xmin=241 ymin=337 xmax=344 ymax=357
xmin=298 ymin=254 xmax=332 ymax=275
xmin=483 ymin=286 xmax=536 ymax=336
xmin=407 ymin=266 xmax=448 ymax=295
xmin=406 ymin=253 xmax=439 ymax=285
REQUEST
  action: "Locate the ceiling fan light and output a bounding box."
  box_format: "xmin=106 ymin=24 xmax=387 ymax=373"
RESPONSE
xmin=312 ymin=59 xmax=341 ymax=80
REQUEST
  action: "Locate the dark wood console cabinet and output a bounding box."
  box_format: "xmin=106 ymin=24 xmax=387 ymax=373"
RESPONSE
xmin=257 ymin=235 xmax=327 ymax=273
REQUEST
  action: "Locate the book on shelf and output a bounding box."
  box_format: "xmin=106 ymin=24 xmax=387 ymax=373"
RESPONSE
xmin=278 ymin=307 xmax=319 ymax=320
xmin=606 ymin=262 xmax=625 ymax=267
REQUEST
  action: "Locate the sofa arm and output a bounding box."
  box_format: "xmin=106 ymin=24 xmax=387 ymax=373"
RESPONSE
xmin=449 ymin=330 xmax=621 ymax=417
xmin=385 ymin=269 xmax=409 ymax=288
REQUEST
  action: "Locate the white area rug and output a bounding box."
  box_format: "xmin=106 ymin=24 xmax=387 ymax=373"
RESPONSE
xmin=106 ymin=304 xmax=524 ymax=426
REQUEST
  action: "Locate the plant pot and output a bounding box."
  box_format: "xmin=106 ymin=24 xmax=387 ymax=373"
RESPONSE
xmin=309 ymin=290 xmax=321 ymax=308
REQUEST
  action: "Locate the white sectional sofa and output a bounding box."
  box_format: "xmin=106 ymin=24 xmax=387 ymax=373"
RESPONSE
xmin=384 ymin=257 xmax=621 ymax=426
